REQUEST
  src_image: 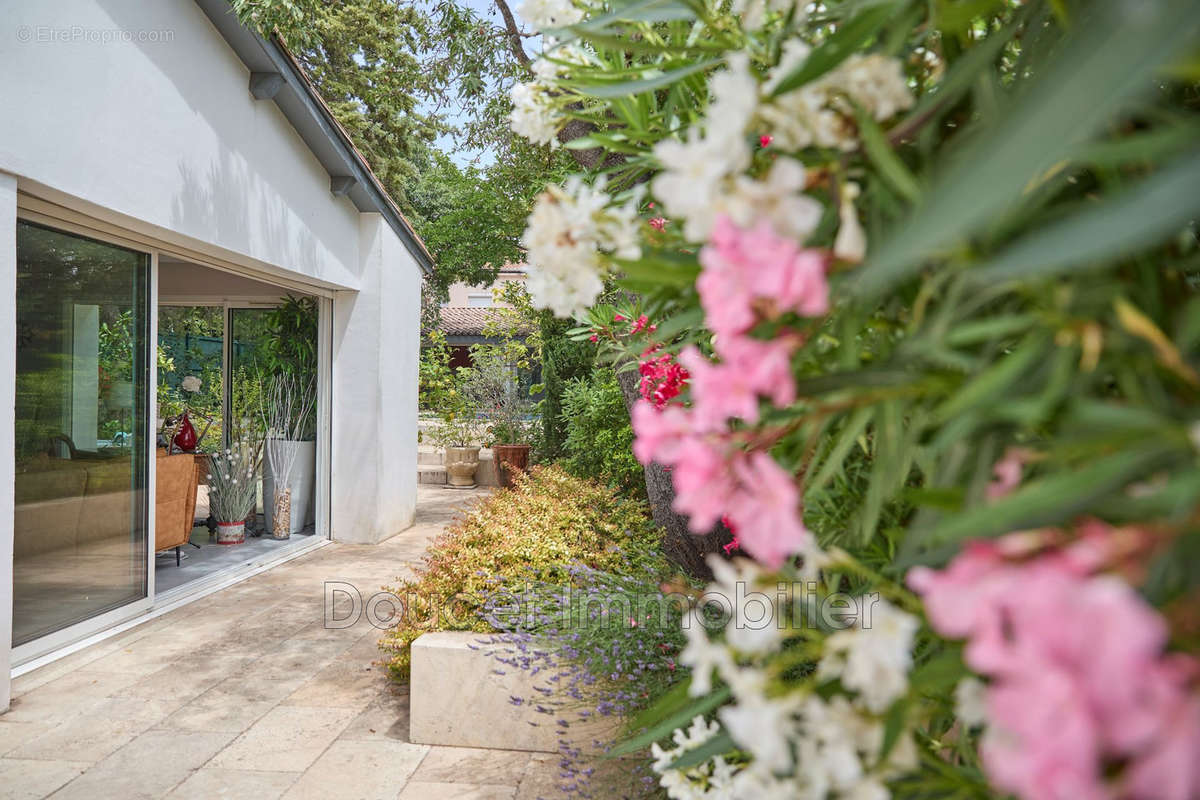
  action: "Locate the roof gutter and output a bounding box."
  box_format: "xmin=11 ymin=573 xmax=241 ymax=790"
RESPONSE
xmin=194 ymin=0 xmax=434 ymax=276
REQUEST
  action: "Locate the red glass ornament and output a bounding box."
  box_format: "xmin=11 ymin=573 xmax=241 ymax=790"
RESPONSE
xmin=173 ymin=412 xmax=198 ymax=452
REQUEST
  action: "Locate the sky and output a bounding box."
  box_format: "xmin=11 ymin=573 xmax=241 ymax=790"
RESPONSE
xmin=425 ymin=0 xmax=542 ymax=169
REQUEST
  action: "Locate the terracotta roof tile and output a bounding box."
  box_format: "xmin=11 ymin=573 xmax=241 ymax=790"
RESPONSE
xmin=439 ymin=306 xmax=496 ymax=336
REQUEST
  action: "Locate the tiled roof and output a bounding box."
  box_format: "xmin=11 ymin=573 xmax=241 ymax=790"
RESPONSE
xmin=439 ymin=306 xmax=495 ymax=336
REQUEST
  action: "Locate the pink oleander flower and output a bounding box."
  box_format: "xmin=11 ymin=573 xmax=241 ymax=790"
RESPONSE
xmin=669 ymin=435 xmax=738 ymax=533
xmin=680 ymin=338 xmax=795 ymax=431
xmin=631 ymin=401 xmax=691 ymax=465
xmin=698 ymin=215 xmax=830 ymax=339
xmin=725 ymin=451 xmax=812 ymax=567
xmin=909 ymin=528 xmax=1200 ymax=800
xmin=987 ymin=447 xmax=1027 ymax=500
xmin=649 ymin=217 xmax=668 ymax=231
xmin=630 ymin=314 xmax=650 ymax=334
xmin=982 ymin=667 xmax=1108 ymax=800
xmin=631 ymin=400 xmax=811 ymax=567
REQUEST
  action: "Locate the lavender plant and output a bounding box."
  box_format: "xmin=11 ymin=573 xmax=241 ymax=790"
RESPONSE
xmin=480 ymin=561 xmax=690 ymax=798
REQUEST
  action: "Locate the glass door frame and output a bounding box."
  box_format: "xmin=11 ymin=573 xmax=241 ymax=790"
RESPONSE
xmin=11 ymin=203 xmax=334 ymax=668
xmin=10 ymin=216 xmax=158 ymax=666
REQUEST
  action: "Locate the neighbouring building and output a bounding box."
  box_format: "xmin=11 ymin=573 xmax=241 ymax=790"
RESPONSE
xmin=439 ymin=265 xmax=527 ymax=369
xmin=0 ymin=0 xmax=431 ymax=709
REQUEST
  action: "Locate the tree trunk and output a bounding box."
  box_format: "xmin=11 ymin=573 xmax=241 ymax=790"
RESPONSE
xmin=615 ymin=365 xmax=732 ymax=582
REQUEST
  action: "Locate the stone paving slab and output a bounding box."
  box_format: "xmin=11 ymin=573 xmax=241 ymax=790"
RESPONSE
xmin=0 ymin=487 xmax=566 ymax=799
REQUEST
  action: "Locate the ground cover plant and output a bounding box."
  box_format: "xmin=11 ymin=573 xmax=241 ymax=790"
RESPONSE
xmin=379 ymin=465 xmax=663 ymax=680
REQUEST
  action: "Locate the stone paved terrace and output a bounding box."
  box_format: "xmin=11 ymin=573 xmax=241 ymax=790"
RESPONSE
xmin=0 ymin=487 xmax=562 ymax=800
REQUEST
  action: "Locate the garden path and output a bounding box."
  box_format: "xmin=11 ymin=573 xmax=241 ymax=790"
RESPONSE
xmin=0 ymin=486 xmax=561 ymax=800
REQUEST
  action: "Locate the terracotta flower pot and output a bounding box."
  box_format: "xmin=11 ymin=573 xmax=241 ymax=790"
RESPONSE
xmin=215 ymin=521 xmax=245 ymax=545
xmin=492 ymin=444 xmax=530 ymax=488
xmin=445 ymin=446 xmax=481 ymax=489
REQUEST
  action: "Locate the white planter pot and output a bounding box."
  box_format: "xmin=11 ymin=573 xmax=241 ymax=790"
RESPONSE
xmin=264 ymin=439 xmax=316 ymax=535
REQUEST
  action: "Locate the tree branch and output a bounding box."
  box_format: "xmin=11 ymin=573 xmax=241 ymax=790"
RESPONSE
xmin=493 ymin=0 xmax=532 ymax=67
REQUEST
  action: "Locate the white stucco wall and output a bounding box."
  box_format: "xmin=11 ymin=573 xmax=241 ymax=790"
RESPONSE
xmin=0 ymin=0 xmax=362 ymax=289
xmin=0 ymin=5 xmax=424 ymax=562
xmin=331 ymin=215 xmax=420 ymax=543
xmin=0 ymin=173 xmax=17 ymax=712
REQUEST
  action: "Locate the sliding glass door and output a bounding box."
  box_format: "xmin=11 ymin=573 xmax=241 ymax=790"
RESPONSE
xmin=12 ymin=221 xmax=150 ymax=646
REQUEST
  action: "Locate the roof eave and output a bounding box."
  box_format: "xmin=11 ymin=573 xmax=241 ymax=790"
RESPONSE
xmin=194 ymin=0 xmax=434 ymax=276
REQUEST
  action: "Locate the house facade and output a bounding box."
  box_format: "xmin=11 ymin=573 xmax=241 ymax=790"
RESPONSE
xmin=0 ymin=0 xmax=430 ymax=710
xmin=439 ymin=266 xmax=526 ymax=369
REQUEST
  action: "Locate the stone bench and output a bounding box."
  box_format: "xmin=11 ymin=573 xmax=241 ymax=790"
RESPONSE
xmin=409 ymin=631 xmax=616 ymax=754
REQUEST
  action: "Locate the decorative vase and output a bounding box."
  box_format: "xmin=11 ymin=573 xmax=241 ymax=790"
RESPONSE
xmin=263 ymin=440 xmax=316 ymax=535
xmin=492 ymin=444 xmax=531 ymax=488
xmin=215 ymin=520 xmax=245 ymax=545
xmin=272 ymin=488 xmax=292 ymax=540
xmin=445 ymin=446 xmax=481 ymax=488
xmin=173 ymin=411 xmax=197 ymax=452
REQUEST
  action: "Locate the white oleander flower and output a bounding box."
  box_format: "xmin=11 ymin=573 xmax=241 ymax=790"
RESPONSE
xmin=650 ymin=716 xmax=730 ymax=800
xmin=729 ymin=769 xmax=802 ymax=800
xmin=181 ymin=375 xmax=202 ymax=393
xmin=706 ymin=556 xmax=785 ymax=655
xmin=679 ymin=609 xmax=732 ymax=697
xmin=834 ymin=53 xmax=914 ymax=122
xmin=759 ymin=44 xmax=913 ymax=152
xmin=719 ymin=689 xmax=801 ymax=774
xmin=516 ymin=0 xmax=583 ymax=30
xmin=834 ymin=181 xmax=867 ymax=262
xmin=532 ymin=43 xmax=589 ymax=81
xmin=706 ymin=54 xmax=760 ymax=150
xmin=652 ymin=130 xmax=747 ymax=242
xmin=524 ymin=259 xmax=605 ymax=318
xmin=731 ymin=0 xmax=799 ymax=30
xmin=509 ymin=81 xmax=561 ymax=146
xmin=818 ymin=598 xmax=918 ymax=712
xmin=954 ymin=676 xmax=989 ymax=728
xmin=722 ymin=157 xmax=823 ymax=242
xmin=520 ymin=177 xmax=640 ymax=316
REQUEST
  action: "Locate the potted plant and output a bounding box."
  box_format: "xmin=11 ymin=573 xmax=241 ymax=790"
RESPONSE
xmin=260 ymin=373 xmax=315 ymax=538
xmin=262 ymin=295 xmax=318 ymax=534
xmin=206 ymin=431 xmax=262 ymax=544
xmin=466 ymin=349 xmax=533 ymax=488
xmin=430 ymin=387 xmax=484 ymax=489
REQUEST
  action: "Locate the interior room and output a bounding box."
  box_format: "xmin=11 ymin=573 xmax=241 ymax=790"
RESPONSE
xmin=154 ymin=257 xmax=321 ymax=595
xmin=11 ymin=223 xmax=327 ymax=654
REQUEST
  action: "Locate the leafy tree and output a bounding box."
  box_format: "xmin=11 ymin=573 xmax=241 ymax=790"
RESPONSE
xmin=231 ymin=0 xmax=592 ymax=301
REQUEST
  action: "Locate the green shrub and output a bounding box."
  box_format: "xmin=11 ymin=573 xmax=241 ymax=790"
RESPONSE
xmin=561 ymin=368 xmax=644 ymax=499
xmin=537 ymin=315 xmax=595 ymax=460
xmin=379 ymin=465 xmax=663 ymax=680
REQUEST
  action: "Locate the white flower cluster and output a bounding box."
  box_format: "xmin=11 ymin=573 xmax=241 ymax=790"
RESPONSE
xmin=651 ymin=716 xmax=737 ymax=800
xmin=532 ymin=43 xmax=589 ymax=81
xmin=509 ymin=81 xmax=561 ymax=147
xmin=511 ymin=46 xmax=591 ymax=147
xmin=652 ymin=46 xmax=911 ymax=248
xmin=818 ymin=598 xmax=919 ymax=713
xmin=658 ymin=556 xmax=921 ymax=800
xmin=515 ymin=0 xmax=583 ymax=31
xmin=761 ymin=44 xmax=914 ymax=152
xmin=521 ymin=177 xmax=642 ymax=317
xmin=732 ymin=0 xmax=799 ymax=31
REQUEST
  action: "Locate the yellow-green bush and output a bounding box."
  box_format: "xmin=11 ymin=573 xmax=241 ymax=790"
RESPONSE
xmin=379 ymin=464 xmax=663 ymax=680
